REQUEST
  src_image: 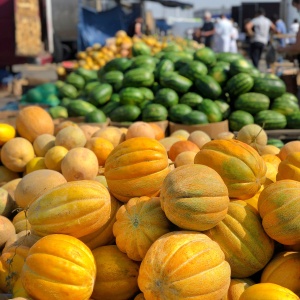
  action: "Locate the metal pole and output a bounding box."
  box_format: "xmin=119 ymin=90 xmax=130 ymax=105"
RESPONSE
xmin=96 ymin=0 xmax=102 ymax=11
xmin=141 ymin=0 xmax=146 ymax=33
xmin=45 ymin=0 xmax=54 ymax=54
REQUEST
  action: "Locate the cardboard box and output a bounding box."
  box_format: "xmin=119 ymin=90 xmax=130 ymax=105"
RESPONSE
xmin=169 ymin=120 xmax=229 ymax=139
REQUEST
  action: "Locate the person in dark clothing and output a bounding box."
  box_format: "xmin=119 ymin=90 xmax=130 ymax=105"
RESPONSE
xmin=245 ymin=8 xmax=277 ymax=68
xmin=192 ymin=28 xmax=201 ymax=43
xmin=127 ymin=17 xmax=143 ymax=38
xmin=201 ymin=11 xmax=215 ymax=48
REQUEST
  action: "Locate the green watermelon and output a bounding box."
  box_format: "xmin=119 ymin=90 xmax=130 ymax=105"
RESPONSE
xmin=181 ymin=110 xmax=209 ymax=125
xmin=48 ymin=106 xmax=68 ymax=119
xmin=110 ymin=105 xmax=141 ymax=122
xmin=271 ymin=98 xmax=299 ymax=116
xmin=142 ymin=104 xmax=168 ymax=122
xmin=59 ymin=84 xmax=78 ymax=99
xmin=154 ymin=59 xmax=174 ymax=80
xmin=160 ymin=72 xmax=192 ymax=93
xmin=179 ymin=92 xmax=203 ymax=108
xmin=252 ymin=77 xmax=286 ymax=99
xmin=169 ymin=104 xmax=193 ymax=123
xmin=277 ymin=92 xmax=298 ymax=103
xmin=267 ymin=138 xmax=284 ymax=148
xmin=234 ymin=93 xmax=270 ymax=114
xmin=215 ymin=100 xmax=231 ymax=120
xmin=89 ymin=83 xmax=113 ymax=106
xmin=123 ymin=68 xmax=154 ymax=88
xmin=254 ymin=110 xmax=287 ymax=129
xmin=119 ymin=87 xmax=144 ymax=106
xmin=178 ymin=61 xmax=208 ymax=80
xmin=229 ymin=59 xmax=255 ymax=76
xmin=286 ymin=111 xmax=300 ymax=129
xmin=85 ymin=109 xmax=107 ymax=123
xmin=197 ymin=99 xmax=223 ymax=123
xmin=194 ymin=47 xmax=216 ymax=67
xmin=194 ymin=75 xmax=222 ymax=100
xmin=103 ymin=57 xmax=132 ymax=73
xmin=132 ymin=42 xmax=151 ymax=56
xmin=67 ymin=100 xmax=97 ymax=117
xmin=139 ymin=87 xmax=154 ymax=101
xmin=228 ymin=110 xmax=255 ymax=131
xmin=225 ymin=73 xmax=254 ymax=99
xmin=102 ymin=70 xmax=124 ymax=92
xmin=66 ymin=73 xmax=85 ymax=91
xmin=208 ymin=66 xmax=229 ymax=87
xmin=154 ymin=88 xmax=179 ymax=108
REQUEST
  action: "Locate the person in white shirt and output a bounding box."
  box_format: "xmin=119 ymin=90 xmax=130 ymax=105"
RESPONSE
xmin=245 ymin=8 xmax=277 ymax=68
xmin=290 ymin=19 xmax=299 ymax=44
xmin=230 ymin=20 xmax=239 ymax=53
xmin=214 ymin=14 xmax=234 ymax=53
xmin=278 ymin=0 xmax=300 ymax=67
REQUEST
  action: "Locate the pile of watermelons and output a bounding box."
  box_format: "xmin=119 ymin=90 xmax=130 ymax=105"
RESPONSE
xmin=21 ymin=43 xmax=300 ymax=131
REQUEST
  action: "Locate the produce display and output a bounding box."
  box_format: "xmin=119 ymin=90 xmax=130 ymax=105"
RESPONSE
xmin=20 ymin=41 xmax=300 ymax=132
xmin=0 ymin=106 xmax=300 ymax=299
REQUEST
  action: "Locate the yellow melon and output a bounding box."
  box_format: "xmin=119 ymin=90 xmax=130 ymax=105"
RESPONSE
xmin=61 ymin=147 xmax=99 ymax=181
xmin=55 ymin=126 xmax=87 ymax=150
xmin=1 ymin=138 xmax=35 ymax=173
xmin=32 ymin=133 xmax=56 ymax=157
xmin=44 ymin=145 xmax=68 ymax=172
xmin=14 ymin=169 xmax=67 ymax=209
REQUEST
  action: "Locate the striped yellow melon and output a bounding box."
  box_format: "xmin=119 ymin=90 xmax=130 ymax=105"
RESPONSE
xmin=204 ymin=200 xmax=274 ymax=278
xmin=27 ymin=180 xmax=111 ymax=238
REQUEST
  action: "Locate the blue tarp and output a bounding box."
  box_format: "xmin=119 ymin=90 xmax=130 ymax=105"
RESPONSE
xmin=155 ymin=19 xmax=172 ymax=33
xmin=78 ymin=4 xmax=141 ymax=51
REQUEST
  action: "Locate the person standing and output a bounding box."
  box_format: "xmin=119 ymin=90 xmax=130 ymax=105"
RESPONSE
xmin=245 ymin=8 xmax=277 ymax=68
xmin=230 ymin=19 xmax=239 ymax=53
xmin=214 ymin=14 xmax=234 ymax=53
xmin=201 ymin=11 xmax=215 ymax=48
xmin=127 ymin=17 xmax=143 ymax=38
xmin=272 ymin=14 xmax=287 ymax=47
xmin=289 ymin=19 xmax=299 ymax=44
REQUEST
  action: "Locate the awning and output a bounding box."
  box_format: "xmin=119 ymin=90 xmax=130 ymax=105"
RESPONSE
xmin=146 ymin=0 xmax=193 ymax=9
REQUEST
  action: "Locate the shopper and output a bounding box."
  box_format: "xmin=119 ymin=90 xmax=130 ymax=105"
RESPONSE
xmin=192 ymin=27 xmax=201 ymax=43
xmin=289 ymin=19 xmax=299 ymax=44
xmin=214 ymin=14 xmax=234 ymax=53
xmin=201 ymin=11 xmax=215 ymax=48
xmin=272 ymin=14 xmax=287 ymax=47
xmin=278 ymin=0 xmax=300 ymax=56
xmin=127 ymin=17 xmax=143 ymax=38
xmin=230 ymin=20 xmax=239 ymax=53
xmin=245 ymin=8 xmax=277 ymax=68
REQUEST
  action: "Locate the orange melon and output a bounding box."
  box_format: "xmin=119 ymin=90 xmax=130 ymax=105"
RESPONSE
xmin=16 ymin=106 xmax=54 ymax=143
xmin=168 ymin=140 xmax=200 ymax=161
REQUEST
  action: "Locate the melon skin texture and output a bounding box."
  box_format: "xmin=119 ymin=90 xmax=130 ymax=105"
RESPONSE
xmin=27 ymin=180 xmax=111 ymax=238
xmin=138 ymin=231 xmax=231 ymax=300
